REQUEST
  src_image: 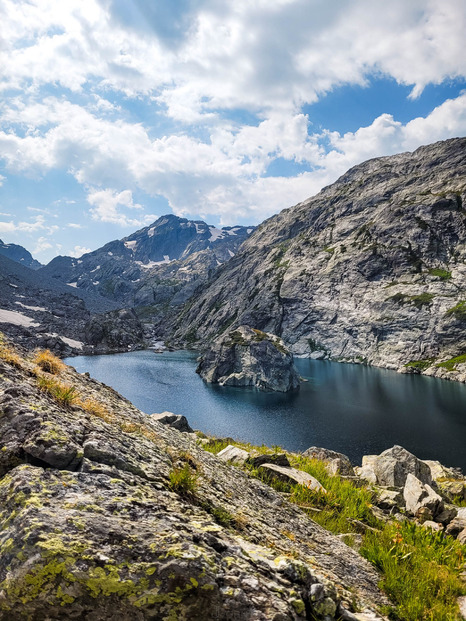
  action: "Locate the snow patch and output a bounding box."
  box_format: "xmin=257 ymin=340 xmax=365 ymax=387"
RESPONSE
xmin=223 ymin=228 xmax=239 ymax=236
xmin=90 ymin=265 xmax=101 ymax=273
xmin=227 ymin=249 xmax=235 ymax=258
xmin=108 ymin=252 xmax=113 ymax=256
xmin=148 ymin=227 xmax=155 ymax=237
xmin=77 ymin=260 xmax=83 ymax=264
xmin=0 ymin=308 xmax=40 ymax=328
xmin=93 ymin=281 xmax=100 ymax=285
xmin=247 ymin=228 xmax=253 ymax=234
xmin=194 ymin=222 xmax=205 ymax=234
xmin=15 ymin=302 xmax=47 ymax=312
xmin=67 ymin=282 xmax=78 ymax=288
xmin=124 ymin=240 xmax=137 ymax=251
xmin=8 ymin=283 xmax=18 ymax=288
xmin=45 ymin=333 xmax=84 ymax=350
xmin=208 ymin=226 xmax=224 ymax=242
xmin=136 ymin=255 xmax=172 ymax=269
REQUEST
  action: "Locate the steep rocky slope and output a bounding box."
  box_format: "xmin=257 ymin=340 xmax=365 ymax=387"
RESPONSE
xmin=39 ymin=215 xmax=254 ymax=310
xmin=0 ymin=342 xmax=390 ymax=620
xmin=172 ymin=138 xmax=466 ymax=381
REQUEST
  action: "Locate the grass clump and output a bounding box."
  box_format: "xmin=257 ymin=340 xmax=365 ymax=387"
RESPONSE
xmin=0 ymin=334 xmax=23 ymax=368
xmin=36 ymin=375 xmax=78 ymax=407
xmin=445 ymin=300 xmax=466 ymax=321
xmin=33 ymin=349 xmax=65 ymax=374
xmin=360 ymin=521 xmax=465 ymax=621
xmin=428 ymin=268 xmax=452 ymax=281
xmin=168 ymin=464 xmax=198 ymax=497
xmin=436 ymin=353 xmax=466 ymax=371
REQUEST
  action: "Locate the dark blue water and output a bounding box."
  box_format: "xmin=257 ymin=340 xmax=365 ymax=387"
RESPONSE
xmin=65 ymin=351 xmax=466 ymax=471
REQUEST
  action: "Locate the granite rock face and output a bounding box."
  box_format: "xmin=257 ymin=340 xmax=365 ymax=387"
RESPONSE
xmin=173 ymin=138 xmax=466 ymax=381
xmin=356 ymin=446 xmax=432 ymax=487
xmin=0 ymin=342 xmax=389 ymax=620
xmin=196 ymin=325 xmax=301 ymax=392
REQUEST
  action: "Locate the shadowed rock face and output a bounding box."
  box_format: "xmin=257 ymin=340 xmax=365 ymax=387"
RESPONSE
xmin=173 ymin=138 xmax=466 ymax=382
xmin=196 ymin=325 xmax=301 ymax=392
xmin=0 ymin=345 xmax=389 ymax=620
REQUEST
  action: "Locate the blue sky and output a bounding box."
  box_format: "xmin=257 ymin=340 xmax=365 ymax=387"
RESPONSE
xmin=0 ymin=0 xmax=465 ymax=263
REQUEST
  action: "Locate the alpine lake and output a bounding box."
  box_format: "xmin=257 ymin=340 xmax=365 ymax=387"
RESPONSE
xmin=65 ymin=350 xmax=466 ymax=472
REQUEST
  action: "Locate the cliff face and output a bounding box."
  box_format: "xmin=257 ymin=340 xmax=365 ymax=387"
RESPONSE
xmin=0 ymin=343 xmax=389 ymax=620
xmin=172 ymin=138 xmax=466 ymax=381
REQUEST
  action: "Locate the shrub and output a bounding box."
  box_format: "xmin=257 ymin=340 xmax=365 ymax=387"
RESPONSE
xmin=33 ymin=349 xmax=65 ymax=374
xmin=428 ymin=268 xmax=452 ymax=281
xmin=445 ymin=300 xmax=466 ymax=321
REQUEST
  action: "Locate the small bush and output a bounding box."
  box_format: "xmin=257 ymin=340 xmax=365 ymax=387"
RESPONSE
xmin=168 ymin=464 xmax=198 ymax=497
xmin=33 ymin=349 xmax=65 ymax=374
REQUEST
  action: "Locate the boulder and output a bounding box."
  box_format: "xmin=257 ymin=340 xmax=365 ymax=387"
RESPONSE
xmin=196 ymin=325 xmax=300 ymax=392
xmin=374 ymin=488 xmax=404 ymax=511
xmin=446 ymin=508 xmax=466 ymax=537
xmin=423 ymin=459 xmax=464 ymax=482
xmin=302 ymin=446 xmax=354 ymax=476
xmin=258 ymin=463 xmax=326 ymax=492
xmin=360 ymin=446 xmax=432 ymax=488
xmin=217 ymin=445 xmax=250 ymax=466
xmin=151 ymin=411 xmax=193 ymax=433
xmin=248 ymin=453 xmax=290 ymax=468
xmin=403 ymin=473 xmax=443 ymax=519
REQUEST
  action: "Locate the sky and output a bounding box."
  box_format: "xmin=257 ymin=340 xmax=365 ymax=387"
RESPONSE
xmin=0 ymin=0 xmax=465 ymax=264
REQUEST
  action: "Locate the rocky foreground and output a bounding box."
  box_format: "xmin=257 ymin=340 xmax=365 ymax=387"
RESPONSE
xmin=0 ymin=339 xmax=465 ymax=620
xmin=0 ymin=341 xmax=390 ymax=620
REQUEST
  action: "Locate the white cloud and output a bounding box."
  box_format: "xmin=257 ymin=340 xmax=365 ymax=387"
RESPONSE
xmin=68 ymin=223 xmax=83 ymax=229
xmin=69 ymin=245 xmax=91 ymax=258
xmin=0 ymin=221 xmax=16 ymax=233
xmin=33 ymin=237 xmax=53 ymax=254
xmin=87 ymin=188 xmax=153 ymax=226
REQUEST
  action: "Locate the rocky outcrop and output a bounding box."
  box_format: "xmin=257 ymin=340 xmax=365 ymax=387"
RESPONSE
xmin=303 ymin=447 xmax=354 ymax=476
xmin=196 ymin=325 xmax=301 ymax=392
xmin=173 ymin=138 xmax=466 ymax=382
xmin=355 ymin=445 xmax=432 ymax=487
xmin=84 ymin=308 xmax=144 ymax=353
xmin=0 ymin=341 xmax=390 ymax=620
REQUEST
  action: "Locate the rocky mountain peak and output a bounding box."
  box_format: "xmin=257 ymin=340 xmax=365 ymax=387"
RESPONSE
xmin=0 ymin=238 xmax=42 ymax=270
xmin=172 ymin=137 xmax=466 ymax=382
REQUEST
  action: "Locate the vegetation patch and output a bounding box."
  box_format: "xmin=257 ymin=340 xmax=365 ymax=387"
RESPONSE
xmin=360 ymin=521 xmax=465 ymax=621
xmin=404 ymin=359 xmax=435 ymax=372
xmin=201 ymin=436 xmax=466 ymax=620
xmin=436 ymin=354 xmax=466 ymax=372
xmin=445 ymin=300 xmax=466 ymax=321
xmin=428 ymin=268 xmax=452 ymax=281
xmin=36 ymin=375 xmax=78 ymax=408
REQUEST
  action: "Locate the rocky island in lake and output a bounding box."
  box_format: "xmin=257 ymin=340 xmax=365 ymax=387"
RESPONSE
xmin=196 ymin=325 xmax=301 ymax=392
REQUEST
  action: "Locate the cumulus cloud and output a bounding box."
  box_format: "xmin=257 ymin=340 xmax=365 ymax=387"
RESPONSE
xmin=0 ymin=0 xmax=465 ymax=244
xmin=87 ymin=188 xmax=155 ymax=226
xmin=69 ymin=245 xmax=92 ymax=258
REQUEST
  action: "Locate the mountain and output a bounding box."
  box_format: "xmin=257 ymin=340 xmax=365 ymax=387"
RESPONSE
xmin=172 ymin=137 xmax=466 ymax=381
xmin=0 ymin=238 xmax=42 ymax=269
xmin=39 ymin=215 xmax=254 ymax=309
xmin=0 ymin=253 xmax=130 ymax=354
